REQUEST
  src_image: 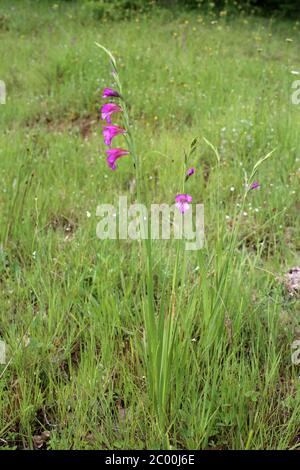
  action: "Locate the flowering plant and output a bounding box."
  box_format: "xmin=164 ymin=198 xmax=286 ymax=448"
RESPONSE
xmin=95 ymin=42 xmax=273 ymax=438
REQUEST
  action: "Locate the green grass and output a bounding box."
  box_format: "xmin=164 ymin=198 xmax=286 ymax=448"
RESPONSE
xmin=0 ymin=0 xmax=300 ymax=450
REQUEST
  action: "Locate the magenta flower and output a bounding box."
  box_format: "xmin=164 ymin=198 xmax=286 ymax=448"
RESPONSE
xmin=186 ymin=167 xmax=195 ymax=180
xmin=103 ymin=125 xmax=126 ymax=146
xmin=102 ymin=87 xmax=120 ymax=98
xmin=106 ymin=148 xmax=129 ymax=170
xmin=101 ymin=103 xmax=122 ymax=124
xmin=250 ymin=181 xmax=260 ymax=190
xmin=175 ymin=194 xmax=193 ymax=213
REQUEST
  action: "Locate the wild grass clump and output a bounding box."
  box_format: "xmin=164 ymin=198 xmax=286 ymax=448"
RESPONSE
xmin=0 ymin=0 xmax=299 ymax=450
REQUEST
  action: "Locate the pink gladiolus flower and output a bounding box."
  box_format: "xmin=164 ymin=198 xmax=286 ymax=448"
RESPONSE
xmin=102 ymin=87 xmax=120 ymax=98
xmin=103 ymin=125 xmax=126 ymax=146
xmin=101 ymin=103 xmax=122 ymax=124
xmin=250 ymin=181 xmax=260 ymax=190
xmin=175 ymin=194 xmax=193 ymax=213
xmin=186 ymin=167 xmax=195 ymax=179
xmin=106 ymin=148 xmax=129 ymax=170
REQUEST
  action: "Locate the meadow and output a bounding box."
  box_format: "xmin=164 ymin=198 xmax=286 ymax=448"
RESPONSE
xmin=0 ymin=0 xmax=300 ymax=450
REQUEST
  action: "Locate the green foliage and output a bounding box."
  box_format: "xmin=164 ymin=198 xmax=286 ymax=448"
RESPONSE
xmin=81 ymin=0 xmax=153 ymax=20
xmin=163 ymin=0 xmax=300 ymax=15
xmin=82 ymin=0 xmax=300 ymax=17
xmin=0 ymin=0 xmax=300 ymax=450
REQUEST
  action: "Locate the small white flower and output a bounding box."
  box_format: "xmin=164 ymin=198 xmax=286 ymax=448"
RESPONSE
xmin=86 ymin=211 xmax=91 ymax=218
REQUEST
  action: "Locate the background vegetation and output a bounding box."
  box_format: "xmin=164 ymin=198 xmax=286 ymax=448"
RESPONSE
xmin=0 ymin=0 xmax=299 ymax=450
xmin=77 ymin=0 xmax=300 ymax=18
